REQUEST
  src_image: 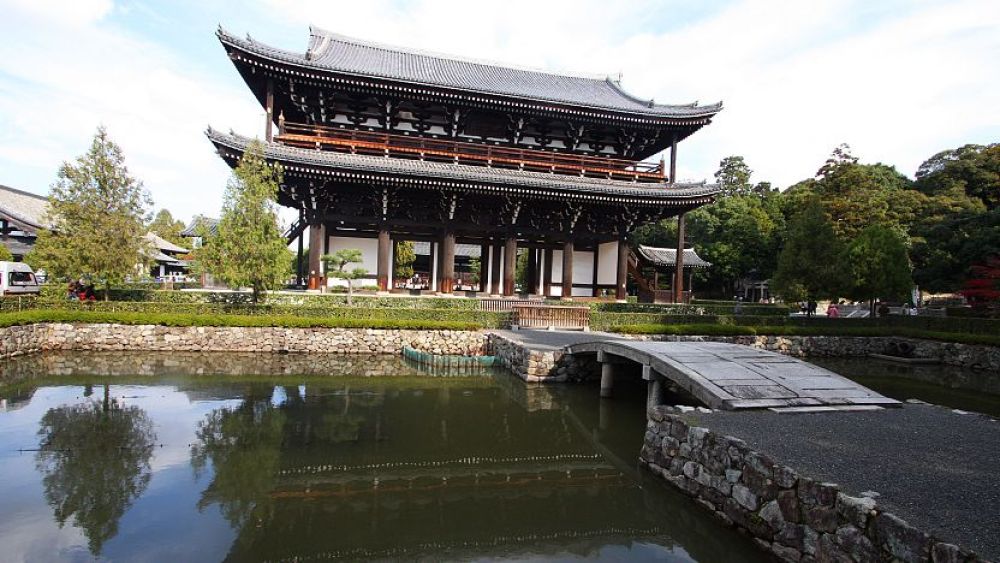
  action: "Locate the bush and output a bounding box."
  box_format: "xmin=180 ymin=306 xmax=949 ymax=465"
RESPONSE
xmin=589 ymin=301 xmax=790 ymax=316
xmin=0 ymin=310 xmax=488 ymax=331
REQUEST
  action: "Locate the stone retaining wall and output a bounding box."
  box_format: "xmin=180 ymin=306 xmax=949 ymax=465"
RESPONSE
xmin=640 ymin=407 xmax=985 ymax=563
xmin=485 ymin=332 xmax=599 ymax=383
xmin=0 ymin=323 xmax=486 ymax=358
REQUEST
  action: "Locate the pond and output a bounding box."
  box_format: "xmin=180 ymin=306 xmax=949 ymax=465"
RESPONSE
xmin=0 ymin=352 xmax=769 ymax=563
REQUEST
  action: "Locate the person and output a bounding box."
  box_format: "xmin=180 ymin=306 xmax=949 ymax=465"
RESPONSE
xmin=66 ymin=281 xmax=79 ymax=300
xmin=827 ymin=303 xmax=840 ymax=318
xmin=807 ymin=300 xmax=817 ymax=317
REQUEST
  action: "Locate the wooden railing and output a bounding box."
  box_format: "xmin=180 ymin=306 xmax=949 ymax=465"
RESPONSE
xmin=512 ymin=305 xmax=590 ymax=331
xmin=277 ymin=122 xmax=666 ymax=183
xmin=478 ymin=298 xmax=544 ymax=312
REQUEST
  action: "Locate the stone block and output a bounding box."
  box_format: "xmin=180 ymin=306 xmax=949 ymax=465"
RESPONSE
xmin=798 ymin=478 xmax=839 ymax=508
xmin=724 ymin=498 xmax=751 ymax=529
xmin=774 ymin=464 xmax=799 ymax=489
xmin=733 ymin=483 xmax=759 ymax=511
xmin=778 ymin=489 xmax=800 ymax=524
xmin=873 ymin=512 xmax=931 ymax=563
xmin=725 ymin=469 xmax=743 ymax=483
xmin=772 ymin=542 xmax=803 ymax=562
xmin=816 ymin=533 xmax=852 ymax=563
xmin=803 ymin=506 xmax=839 ymax=533
xmin=834 ymin=525 xmax=878 ymax=563
xmin=835 ymin=493 xmax=876 ymax=530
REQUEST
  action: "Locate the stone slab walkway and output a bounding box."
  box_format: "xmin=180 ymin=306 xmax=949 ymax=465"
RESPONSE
xmin=684 ymin=405 xmax=1000 ymax=561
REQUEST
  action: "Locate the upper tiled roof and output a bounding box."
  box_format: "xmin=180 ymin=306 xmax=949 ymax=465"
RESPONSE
xmin=180 ymin=216 xmax=219 ymax=238
xmin=207 ymin=129 xmax=720 ymax=203
xmin=217 ymin=27 xmax=722 ymax=119
xmin=0 ymin=185 xmax=50 ymax=233
xmin=637 ymin=244 xmax=711 ymax=268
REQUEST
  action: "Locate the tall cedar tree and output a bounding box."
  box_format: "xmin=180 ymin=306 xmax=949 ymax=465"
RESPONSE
xmin=197 ymin=141 xmax=290 ymax=302
xmin=27 ymin=127 xmax=151 ymax=296
xmin=844 ymin=225 xmax=912 ymax=315
xmin=147 ymin=209 xmax=187 ymax=246
xmin=771 ymin=197 xmax=847 ymax=302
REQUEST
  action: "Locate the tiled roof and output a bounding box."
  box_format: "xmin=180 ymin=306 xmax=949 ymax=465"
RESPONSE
xmin=217 ymin=27 xmax=722 ymax=120
xmin=0 ymin=185 xmax=50 ymax=233
xmin=637 ymin=245 xmax=711 ymax=268
xmin=207 ymin=129 xmax=720 ymax=204
xmin=181 ymin=216 xmax=219 ymax=237
xmin=144 ymin=232 xmax=189 ymax=254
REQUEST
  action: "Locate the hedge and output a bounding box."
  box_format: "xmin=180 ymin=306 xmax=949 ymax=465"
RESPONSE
xmin=611 ymin=323 xmax=1000 ymax=347
xmin=0 ymin=310 xmax=488 ymax=331
xmin=588 ymin=301 xmax=790 ymax=316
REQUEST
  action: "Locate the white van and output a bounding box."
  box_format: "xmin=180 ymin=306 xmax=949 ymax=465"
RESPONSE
xmin=0 ymin=261 xmax=40 ymax=295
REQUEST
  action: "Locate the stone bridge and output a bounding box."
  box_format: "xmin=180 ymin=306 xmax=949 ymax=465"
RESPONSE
xmin=563 ymin=340 xmax=900 ymax=411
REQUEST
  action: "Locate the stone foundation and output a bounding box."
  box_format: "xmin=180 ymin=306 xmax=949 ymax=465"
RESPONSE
xmin=640 ymin=407 xmax=985 ymax=563
xmin=485 ymin=332 xmax=599 ymax=383
xmin=0 ymin=323 xmax=486 ymax=358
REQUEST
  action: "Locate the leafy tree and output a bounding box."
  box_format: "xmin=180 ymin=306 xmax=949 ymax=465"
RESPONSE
xmin=35 ymin=398 xmax=155 ymax=555
xmin=147 ymin=209 xmax=187 ymax=246
xmin=0 ymin=243 xmax=13 ymax=261
xmin=771 ymin=198 xmax=847 ymax=304
xmin=915 ymin=143 xmax=999 ymax=209
xmin=844 ymin=225 xmax=912 ymax=314
xmin=393 ymin=241 xmax=415 ymax=280
xmin=468 ymin=256 xmax=481 ymax=285
xmin=27 ymin=127 xmax=151 ymax=296
xmin=816 ymin=143 xmax=858 ymax=178
xmin=714 ymin=156 xmax=753 ymax=197
xmin=323 ymin=249 xmax=367 ymax=304
xmin=196 ymin=141 xmax=290 ymax=303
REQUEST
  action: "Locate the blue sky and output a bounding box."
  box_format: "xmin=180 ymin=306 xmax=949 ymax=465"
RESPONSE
xmin=0 ymin=0 xmax=997 ymax=223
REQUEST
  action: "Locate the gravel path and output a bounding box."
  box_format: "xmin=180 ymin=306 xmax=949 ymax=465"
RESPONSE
xmin=686 ymin=405 xmax=1000 ymax=560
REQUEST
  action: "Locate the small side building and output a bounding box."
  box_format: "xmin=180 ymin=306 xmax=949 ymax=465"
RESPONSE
xmin=633 ymin=244 xmax=711 ymax=303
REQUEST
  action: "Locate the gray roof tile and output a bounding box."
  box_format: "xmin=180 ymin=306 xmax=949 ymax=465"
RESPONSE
xmin=637 ymin=244 xmax=711 ymax=268
xmin=218 ymin=27 xmax=722 ymax=119
xmin=0 ymin=185 xmax=50 ymax=232
xmin=207 ymin=129 xmax=720 ymax=203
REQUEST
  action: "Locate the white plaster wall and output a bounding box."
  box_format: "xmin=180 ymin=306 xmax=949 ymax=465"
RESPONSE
xmin=572 ymin=250 xmax=594 ymax=297
xmin=597 ymin=242 xmax=619 ymax=285
xmin=326 ymin=236 xmax=378 ymax=288
xmin=550 ymin=249 xmax=563 ymax=297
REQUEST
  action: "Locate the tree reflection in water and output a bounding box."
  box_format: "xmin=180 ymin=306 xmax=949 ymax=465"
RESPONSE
xmin=34 ymin=386 xmax=156 ymax=555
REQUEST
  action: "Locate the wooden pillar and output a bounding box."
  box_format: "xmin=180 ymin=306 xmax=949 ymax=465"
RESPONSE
xmin=669 ymin=133 xmax=678 ymax=184
xmin=616 ymin=237 xmax=629 ymax=301
xmin=479 ymin=243 xmax=489 ymax=293
xmin=675 ymin=213 xmax=686 ymax=303
xmin=525 ymin=248 xmax=537 ymax=296
xmin=307 ymin=223 xmax=324 ymax=290
xmin=429 ymin=242 xmax=437 ymax=291
xmin=440 ymin=231 xmax=456 ymax=294
xmin=542 ymin=248 xmax=553 ymax=297
xmin=503 ymin=237 xmax=517 ymax=296
xmin=561 ymin=240 xmax=574 ymax=300
xmin=536 ymin=251 xmax=544 ymax=295
xmin=592 ymin=247 xmax=600 ymax=297
xmin=296 ymin=229 xmax=305 ymax=286
xmin=265 ymin=78 xmax=274 ymax=142
xmin=376 ymin=229 xmax=391 ymax=293
xmin=490 ymin=240 xmax=502 ymax=295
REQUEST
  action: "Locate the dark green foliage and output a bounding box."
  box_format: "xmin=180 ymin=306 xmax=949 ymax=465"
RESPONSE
xmin=771 ymin=197 xmax=847 ymax=301
xmin=147 ymin=209 xmax=187 ymax=246
xmin=843 ymin=225 xmax=912 ymax=304
xmin=394 ymin=241 xmax=416 ymax=280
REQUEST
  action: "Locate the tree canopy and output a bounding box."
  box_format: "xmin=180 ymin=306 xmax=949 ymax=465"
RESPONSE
xmin=147 ymin=209 xmax=187 ymax=246
xmin=27 ymin=127 xmax=151 ymax=292
xmin=843 ymin=225 xmax=912 ymax=307
xmin=196 ymin=141 xmax=290 ymax=302
xmin=771 ymin=197 xmax=847 ymax=302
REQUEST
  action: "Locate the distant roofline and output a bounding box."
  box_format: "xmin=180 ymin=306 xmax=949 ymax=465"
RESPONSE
xmin=0 ymin=184 xmax=48 ymax=202
xmin=217 ymin=26 xmax=723 ymax=120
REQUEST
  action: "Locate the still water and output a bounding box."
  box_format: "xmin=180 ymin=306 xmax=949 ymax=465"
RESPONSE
xmin=0 ymin=352 xmax=769 ymax=563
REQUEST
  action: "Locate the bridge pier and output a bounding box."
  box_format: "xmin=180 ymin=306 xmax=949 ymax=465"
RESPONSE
xmin=597 ymin=350 xmax=614 ymax=398
xmin=643 ymin=364 xmax=664 ymax=409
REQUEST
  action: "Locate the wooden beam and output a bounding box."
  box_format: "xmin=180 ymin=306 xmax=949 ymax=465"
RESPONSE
xmin=377 ymin=228 xmax=391 ymax=293
xmin=674 ymin=213 xmax=686 ymax=303
xmin=503 ymin=237 xmax=517 ymax=296
xmin=561 ymin=240 xmax=574 ymax=301
xmin=616 ymin=237 xmax=629 ymax=301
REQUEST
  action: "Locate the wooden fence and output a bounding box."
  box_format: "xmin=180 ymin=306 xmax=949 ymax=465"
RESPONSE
xmin=512 ymin=305 xmax=590 ymax=331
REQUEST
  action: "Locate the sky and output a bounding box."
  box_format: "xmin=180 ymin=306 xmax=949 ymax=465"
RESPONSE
xmin=0 ymin=0 xmax=998 ymax=224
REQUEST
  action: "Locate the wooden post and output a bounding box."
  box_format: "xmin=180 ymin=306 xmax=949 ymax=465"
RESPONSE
xmin=307 ymin=223 xmax=324 ymax=290
xmin=479 ymin=243 xmax=489 ymax=293
xmin=592 ymin=246 xmax=600 ymax=297
xmin=490 ymin=240 xmax=502 ymax=295
xmin=616 ymin=237 xmax=629 ymax=301
xmin=525 ymin=248 xmax=537 ymax=296
xmin=669 ymin=133 xmax=678 ymax=184
xmin=429 ymin=242 xmax=437 ymax=291
xmin=440 ymin=231 xmax=456 ymax=294
xmin=543 ymin=248 xmax=553 ymax=297
xmin=265 ymin=78 xmax=274 ymax=142
xmin=296 ymin=229 xmax=304 ymax=287
xmin=376 ymin=229 xmax=391 ymax=293
xmin=503 ymin=237 xmax=517 ymax=296
xmin=674 ymin=213 xmax=686 ymax=303
xmin=561 ymin=240 xmax=574 ymax=300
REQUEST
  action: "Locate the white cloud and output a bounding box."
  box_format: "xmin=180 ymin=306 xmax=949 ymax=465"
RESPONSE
xmin=0 ymin=0 xmax=997 ymax=228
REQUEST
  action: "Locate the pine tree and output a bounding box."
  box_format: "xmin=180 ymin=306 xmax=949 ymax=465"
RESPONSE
xmin=27 ymin=127 xmax=151 ymax=296
xmin=196 ymin=140 xmax=290 ymax=303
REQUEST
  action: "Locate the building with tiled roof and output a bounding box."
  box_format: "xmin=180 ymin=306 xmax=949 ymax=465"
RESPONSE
xmin=0 ymin=184 xmax=50 ymax=260
xmin=210 ymin=27 xmax=722 ymax=300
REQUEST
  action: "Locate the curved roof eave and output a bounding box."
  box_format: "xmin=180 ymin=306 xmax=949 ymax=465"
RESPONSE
xmin=216 ymin=27 xmax=723 ymax=121
xmin=205 ymin=127 xmax=721 ymax=203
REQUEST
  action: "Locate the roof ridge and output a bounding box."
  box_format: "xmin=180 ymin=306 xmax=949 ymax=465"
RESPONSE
xmin=307 ymin=26 xmax=612 ymax=82
xmin=0 ymin=184 xmax=48 ymax=202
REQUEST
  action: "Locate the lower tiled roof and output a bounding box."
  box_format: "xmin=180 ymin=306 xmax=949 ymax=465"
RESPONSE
xmin=207 ymin=129 xmax=720 ymax=205
xmin=637 ymin=245 xmax=711 ymax=268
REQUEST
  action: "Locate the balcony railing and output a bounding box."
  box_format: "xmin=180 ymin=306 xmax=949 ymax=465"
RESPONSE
xmin=276 ymin=122 xmax=666 ymax=183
